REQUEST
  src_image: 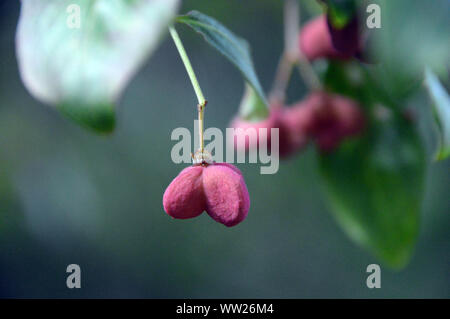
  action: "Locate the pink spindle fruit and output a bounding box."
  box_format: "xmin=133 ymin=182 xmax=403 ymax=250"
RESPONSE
xmin=163 ymin=163 xmax=250 ymax=227
xmin=278 ymin=101 xmax=315 ymax=157
xmin=331 ymin=94 xmax=365 ymax=136
xmin=306 ymin=91 xmax=365 ymax=152
xmin=299 ymin=14 xmax=363 ymax=61
xmin=299 ymin=15 xmax=351 ymax=61
xmin=230 ymin=92 xmax=364 ymax=157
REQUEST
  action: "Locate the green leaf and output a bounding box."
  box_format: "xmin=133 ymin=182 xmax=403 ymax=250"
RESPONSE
xmin=424 ymin=68 xmax=450 ymax=161
xmin=176 ymin=10 xmax=268 ymax=111
xmin=323 ymin=61 xmax=366 ymax=102
xmin=238 ymin=84 xmax=269 ymax=121
xmin=319 ymin=116 xmax=426 ymax=268
xmin=16 ymin=0 xmax=180 ymax=132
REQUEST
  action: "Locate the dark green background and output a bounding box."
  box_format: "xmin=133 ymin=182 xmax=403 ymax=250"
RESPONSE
xmin=0 ymin=0 xmax=448 ymax=298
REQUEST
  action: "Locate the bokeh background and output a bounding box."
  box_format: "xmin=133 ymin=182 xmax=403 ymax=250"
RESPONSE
xmin=0 ymin=0 xmax=449 ymax=298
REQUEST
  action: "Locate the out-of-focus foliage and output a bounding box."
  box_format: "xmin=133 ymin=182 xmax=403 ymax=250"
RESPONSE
xmin=314 ymin=0 xmax=449 ymax=268
xmin=322 ymin=60 xmax=427 ymax=268
xmin=369 ymin=0 xmax=449 ymax=100
xmin=319 ymin=116 xmax=425 ymax=268
xmin=238 ymin=84 xmax=269 ymax=121
xmin=16 ymin=0 xmax=180 ymax=132
xmin=424 ymin=69 xmax=450 ymax=161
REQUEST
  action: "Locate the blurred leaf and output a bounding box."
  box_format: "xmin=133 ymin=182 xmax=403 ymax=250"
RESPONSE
xmin=323 ymin=61 xmax=366 ymax=102
xmin=177 ymin=10 xmax=268 ymax=111
xmin=319 ymin=116 xmax=426 ymax=268
xmin=323 ymin=61 xmax=386 ymax=112
xmin=369 ymin=0 xmax=450 ymax=99
xmin=238 ymin=84 xmax=269 ymax=121
xmin=16 ymin=0 xmax=180 ymax=132
xmin=424 ymin=68 xmax=450 ymax=161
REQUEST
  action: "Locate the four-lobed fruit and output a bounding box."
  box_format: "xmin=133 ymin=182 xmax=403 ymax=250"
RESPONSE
xmin=163 ymin=163 xmax=250 ymax=227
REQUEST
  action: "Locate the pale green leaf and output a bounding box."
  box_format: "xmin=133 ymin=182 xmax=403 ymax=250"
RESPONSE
xmin=16 ymin=0 xmax=180 ymax=132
